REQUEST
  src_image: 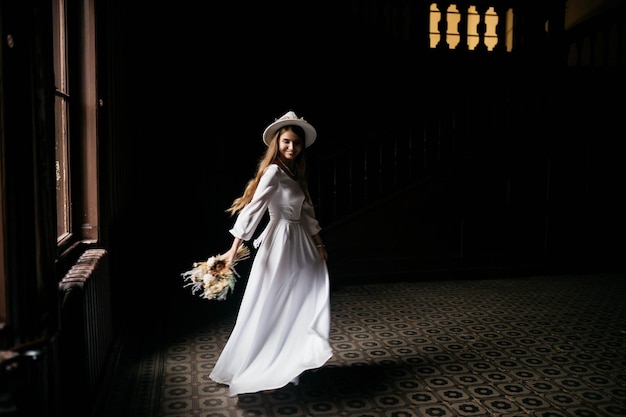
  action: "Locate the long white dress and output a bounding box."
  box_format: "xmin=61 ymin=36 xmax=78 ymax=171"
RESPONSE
xmin=209 ymin=164 xmax=333 ymax=396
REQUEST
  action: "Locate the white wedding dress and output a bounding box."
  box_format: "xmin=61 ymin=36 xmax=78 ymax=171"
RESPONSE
xmin=209 ymin=164 xmax=333 ymax=396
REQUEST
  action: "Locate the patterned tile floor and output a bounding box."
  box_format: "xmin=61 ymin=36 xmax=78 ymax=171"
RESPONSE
xmin=98 ymin=273 xmax=626 ymax=417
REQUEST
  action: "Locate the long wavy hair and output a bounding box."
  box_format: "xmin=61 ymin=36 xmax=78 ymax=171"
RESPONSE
xmin=226 ymin=125 xmax=311 ymax=216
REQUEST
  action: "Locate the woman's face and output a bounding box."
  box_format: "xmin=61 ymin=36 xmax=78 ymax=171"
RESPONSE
xmin=277 ymin=129 xmax=303 ymax=162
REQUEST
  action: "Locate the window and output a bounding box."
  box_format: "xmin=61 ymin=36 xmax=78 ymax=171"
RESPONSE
xmin=53 ymin=0 xmax=99 ymax=251
xmin=53 ymin=0 xmax=71 ymax=243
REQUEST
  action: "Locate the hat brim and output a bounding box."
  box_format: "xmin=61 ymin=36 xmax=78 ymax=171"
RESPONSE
xmin=263 ymin=119 xmax=317 ymax=148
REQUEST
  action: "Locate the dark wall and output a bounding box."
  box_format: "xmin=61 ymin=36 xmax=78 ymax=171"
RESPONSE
xmin=114 ymin=1 xmax=626 ymax=299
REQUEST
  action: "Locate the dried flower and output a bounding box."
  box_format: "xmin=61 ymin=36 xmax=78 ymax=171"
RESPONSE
xmin=182 ymin=245 xmax=251 ymax=300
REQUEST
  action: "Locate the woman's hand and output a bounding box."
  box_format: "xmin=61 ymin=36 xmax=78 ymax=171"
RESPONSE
xmin=312 ymin=234 xmax=327 ymax=261
xmin=317 ymin=245 xmax=328 ymax=261
xmin=223 ymin=247 xmax=238 ymax=265
xmin=223 ymin=237 xmax=243 ymax=265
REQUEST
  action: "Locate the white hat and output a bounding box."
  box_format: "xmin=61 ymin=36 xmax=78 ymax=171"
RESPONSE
xmin=262 ymin=111 xmax=317 ymax=147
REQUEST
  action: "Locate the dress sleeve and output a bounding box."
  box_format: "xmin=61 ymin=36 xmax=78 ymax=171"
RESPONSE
xmin=229 ymin=165 xmax=279 ymax=241
xmin=301 ymin=198 xmax=322 ymax=236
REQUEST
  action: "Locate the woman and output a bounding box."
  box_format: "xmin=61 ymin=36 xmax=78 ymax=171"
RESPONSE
xmin=210 ymin=110 xmax=333 ymax=396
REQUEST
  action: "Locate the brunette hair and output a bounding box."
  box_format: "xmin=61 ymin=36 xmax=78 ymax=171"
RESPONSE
xmin=227 ymin=125 xmax=311 ymax=216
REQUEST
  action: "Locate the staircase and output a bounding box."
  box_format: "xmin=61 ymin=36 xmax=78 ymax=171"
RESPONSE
xmin=312 ymin=2 xmax=626 ymax=283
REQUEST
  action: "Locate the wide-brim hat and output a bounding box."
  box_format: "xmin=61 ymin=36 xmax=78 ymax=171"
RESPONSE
xmin=262 ymin=111 xmax=317 ymax=147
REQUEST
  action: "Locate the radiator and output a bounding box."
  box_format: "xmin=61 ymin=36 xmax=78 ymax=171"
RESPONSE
xmin=58 ymin=248 xmax=113 ymax=414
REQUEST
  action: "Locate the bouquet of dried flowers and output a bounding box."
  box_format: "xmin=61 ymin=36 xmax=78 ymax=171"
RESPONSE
xmin=182 ymin=245 xmax=251 ymax=300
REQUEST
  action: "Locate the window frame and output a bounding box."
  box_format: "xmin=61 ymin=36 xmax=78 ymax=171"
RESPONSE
xmin=54 ymin=0 xmax=99 ymax=256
